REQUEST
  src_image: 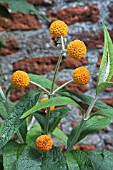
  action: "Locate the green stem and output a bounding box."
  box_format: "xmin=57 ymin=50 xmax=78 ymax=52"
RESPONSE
xmin=30 ymin=81 xmax=50 ymax=94
xmin=50 ymin=50 xmax=65 ymax=93
xmin=52 ymin=80 xmax=73 ymax=95
xmin=67 ymin=95 xmax=97 ymax=151
xmin=44 ymin=36 xmax=66 ymax=134
xmin=44 ymin=106 xmax=51 ymax=134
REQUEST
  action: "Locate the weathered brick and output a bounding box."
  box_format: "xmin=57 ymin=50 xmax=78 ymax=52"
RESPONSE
xmin=9 ymin=84 xmax=38 ymax=101
xmin=0 ymin=13 xmax=42 ymax=31
xmin=71 ymin=121 xmax=78 ymax=127
xmin=108 ymin=5 xmax=113 ymax=23
xmin=13 ymin=56 xmax=88 ymax=74
xmin=0 ymin=38 xmax=18 ymax=56
xmin=27 ymin=0 xmax=53 ymax=6
xmin=47 ymin=4 xmax=99 ymax=25
xmin=100 ymin=98 xmax=113 ymax=107
xmin=76 ymin=144 xmax=96 ymax=152
xmin=72 ymin=30 xmax=113 ymax=49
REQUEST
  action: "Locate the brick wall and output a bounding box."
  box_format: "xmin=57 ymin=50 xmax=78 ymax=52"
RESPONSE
xmin=0 ymin=0 xmax=113 ymax=103
xmin=0 ymin=0 xmax=113 ymax=151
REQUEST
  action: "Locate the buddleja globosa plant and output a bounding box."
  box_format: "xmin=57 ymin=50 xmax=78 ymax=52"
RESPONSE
xmin=0 ymin=20 xmax=113 ymax=170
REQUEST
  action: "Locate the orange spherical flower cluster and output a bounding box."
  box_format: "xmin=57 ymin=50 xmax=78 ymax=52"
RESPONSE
xmin=12 ymin=70 xmax=30 ymax=88
xmin=72 ymin=67 xmax=90 ymax=85
xmin=67 ymin=40 xmax=87 ymax=59
xmin=49 ymin=20 xmax=68 ymax=38
xmin=36 ymin=135 xmax=53 ymax=152
xmin=40 ymin=98 xmax=54 ymax=112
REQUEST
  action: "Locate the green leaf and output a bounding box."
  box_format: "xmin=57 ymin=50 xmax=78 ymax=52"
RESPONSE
xmin=26 ymin=124 xmax=42 ymax=148
xmin=16 ymin=146 xmax=67 ymax=170
xmin=0 ymin=4 xmax=12 ymax=19
xmin=16 ymin=146 xmax=42 ymax=170
xmin=34 ymin=106 xmax=70 ymax=132
xmin=0 ymin=90 xmax=42 ymax=149
xmin=0 ymin=102 xmax=8 ymax=120
xmin=97 ymin=23 xmax=113 ymax=85
xmin=52 ymin=127 xmax=68 ymax=143
xmin=41 ymin=146 xmax=67 ymax=170
xmin=88 ymin=150 xmax=113 ymax=170
xmin=65 ymin=152 xmax=79 ymax=170
xmin=5 ymin=83 xmax=14 ymax=98
xmin=0 ymin=38 xmax=6 ymax=48
xmin=65 ymin=150 xmax=95 ymax=170
xmin=19 ymin=121 xmax=27 ymax=142
xmin=3 ymin=141 xmax=25 ymax=170
xmin=0 ymin=0 xmax=51 ymax=22
xmin=58 ymin=89 xmax=113 ymax=110
xmin=68 ymin=116 xmax=111 ymax=146
xmin=21 ymin=96 xmax=82 ymax=119
xmin=49 ymin=106 xmax=70 ymax=132
xmin=29 ymin=74 xmax=58 ymax=90
xmin=90 ymin=108 xmax=113 ymax=119
xmin=96 ymin=82 xmax=113 ymax=94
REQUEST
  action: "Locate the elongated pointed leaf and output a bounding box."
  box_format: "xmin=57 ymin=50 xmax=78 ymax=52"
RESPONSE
xmin=49 ymin=106 xmax=70 ymax=132
xmin=21 ymin=96 xmax=82 ymax=119
xmin=96 ymin=82 xmax=113 ymax=94
xmin=0 ymin=102 xmax=8 ymax=120
xmin=29 ymin=74 xmax=58 ymax=90
xmin=41 ymin=146 xmax=67 ymax=170
xmin=90 ymin=108 xmax=113 ymax=119
xmin=0 ymin=0 xmax=51 ymax=22
xmin=52 ymin=127 xmax=68 ymax=143
xmin=67 ymin=116 xmax=111 ymax=146
xmin=65 ymin=150 xmax=95 ymax=170
xmin=16 ymin=146 xmax=67 ymax=170
xmin=97 ymin=23 xmax=113 ymax=85
xmin=58 ymin=89 xmax=113 ymax=110
xmin=0 ymin=90 xmax=42 ymax=149
xmin=16 ymin=146 xmax=42 ymax=170
xmin=88 ymin=150 xmax=113 ymax=170
xmin=3 ymin=141 xmax=25 ymax=170
xmin=34 ymin=106 xmax=70 ymax=132
xmin=26 ymin=125 xmax=42 ymax=148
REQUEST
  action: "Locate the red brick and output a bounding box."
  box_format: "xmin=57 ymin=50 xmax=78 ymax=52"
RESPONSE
xmin=0 ymin=38 xmax=18 ymax=56
xmin=100 ymin=98 xmax=113 ymax=107
xmin=47 ymin=4 xmax=99 ymax=25
xmin=9 ymin=83 xmax=39 ymax=101
xmin=108 ymin=5 xmax=113 ymax=23
xmin=0 ymin=13 xmax=42 ymax=31
xmin=13 ymin=56 xmax=88 ymax=75
xmin=27 ymin=0 xmax=53 ymax=6
xmin=76 ymin=144 xmax=96 ymax=152
xmin=72 ymin=30 xmax=113 ymax=49
xmin=71 ymin=121 xmax=78 ymax=127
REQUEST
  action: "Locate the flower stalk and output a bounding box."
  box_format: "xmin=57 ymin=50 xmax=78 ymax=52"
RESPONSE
xmin=67 ymin=95 xmax=97 ymax=151
xmin=44 ymin=36 xmax=66 ymax=134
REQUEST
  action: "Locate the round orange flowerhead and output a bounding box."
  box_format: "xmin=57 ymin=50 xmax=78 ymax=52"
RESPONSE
xmin=40 ymin=97 xmax=54 ymax=112
xmin=67 ymin=40 xmax=87 ymax=59
xmin=72 ymin=67 xmax=90 ymax=85
xmin=12 ymin=70 xmax=30 ymax=88
xmin=49 ymin=20 xmax=68 ymax=38
xmin=36 ymin=135 xmax=53 ymax=152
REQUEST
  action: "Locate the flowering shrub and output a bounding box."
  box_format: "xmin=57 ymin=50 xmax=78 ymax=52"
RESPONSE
xmin=0 ymin=20 xmax=113 ymax=170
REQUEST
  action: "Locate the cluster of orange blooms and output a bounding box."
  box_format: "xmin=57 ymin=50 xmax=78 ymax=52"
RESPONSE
xmin=11 ymin=20 xmax=90 ymax=152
